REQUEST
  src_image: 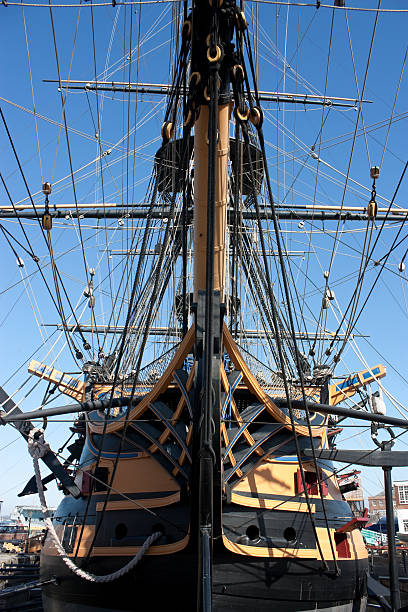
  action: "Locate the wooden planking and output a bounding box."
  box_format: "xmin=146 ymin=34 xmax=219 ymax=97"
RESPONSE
xmin=173 ymin=423 xmax=194 ymax=476
xmin=44 ymin=526 xmax=189 ymax=558
xmin=88 ymin=325 xmax=195 ymax=434
xmin=222 ymin=527 xmax=367 ymax=561
xmin=221 ymin=421 xmax=243 ymax=478
xmin=128 ymin=421 xmax=189 ymax=479
xmin=230 ymin=491 xmax=312 ymax=512
xmin=150 ymin=364 xmax=195 ymax=454
xmin=223 ymin=325 xmax=325 ymax=437
xmin=91 ymin=535 xmax=189 ymax=557
xmin=220 ymin=364 xmax=260 ymax=451
xmin=222 ymin=535 xmax=317 ymax=559
xmin=95 ymin=492 xmax=180 ymax=511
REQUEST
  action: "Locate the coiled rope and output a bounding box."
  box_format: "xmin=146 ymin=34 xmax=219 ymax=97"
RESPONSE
xmin=28 ymin=428 xmax=161 ymax=583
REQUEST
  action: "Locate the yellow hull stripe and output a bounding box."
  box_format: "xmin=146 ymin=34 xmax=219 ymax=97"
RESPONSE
xmin=231 ymin=491 xmax=313 ymax=512
xmin=95 ymin=492 xmax=180 ymax=511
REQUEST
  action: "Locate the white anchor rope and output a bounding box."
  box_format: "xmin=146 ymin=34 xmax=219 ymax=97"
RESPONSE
xmin=28 ymin=428 xmax=161 ymax=583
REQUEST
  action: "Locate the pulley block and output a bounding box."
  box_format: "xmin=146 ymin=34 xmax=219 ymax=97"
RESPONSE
xmin=42 ymin=182 xmax=52 ymax=196
xmin=42 ymin=213 xmax=52 ymax=231
xmin=367 ymin=198 xmax=377 ymax=220
xmin=161 ymin=121 xmax=174 ymax=143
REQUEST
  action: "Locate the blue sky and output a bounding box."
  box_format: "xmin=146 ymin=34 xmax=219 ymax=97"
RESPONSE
xmin=0 ymin=0 xmax=408 ymax=515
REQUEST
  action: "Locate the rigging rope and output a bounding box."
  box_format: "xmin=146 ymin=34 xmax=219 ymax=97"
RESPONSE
xmin=235 ymin=25 xmax=340 ymax=570
xmin=324 ymin=160 xmax=408 ymax=365
xmin=324 ymin=0 xmax=382 ymax=285
xmin=21 ymin=2 xmax=43 ymax=183
xmin=28 ymin=428 xmax=161 ymax=583
xmin=79 ymin=31 xmax=193 ymax=561
xmin=0 ymin=111 xmax=91 ymax=359
xmin=49 ymin=0 xmax=91 ymax=289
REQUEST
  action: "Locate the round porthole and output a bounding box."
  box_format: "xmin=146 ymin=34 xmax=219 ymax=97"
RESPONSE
xmin=283 ymin=527 xmax=297 ymax=542
xmin=246 ymin=525 xmax=260 ymax=541
xmin=114 ymin=523 xmax=128 ymax=540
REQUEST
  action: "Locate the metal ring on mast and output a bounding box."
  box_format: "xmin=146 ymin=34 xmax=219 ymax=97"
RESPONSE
xmin=207 ymin=45 xmax=222 ymax=63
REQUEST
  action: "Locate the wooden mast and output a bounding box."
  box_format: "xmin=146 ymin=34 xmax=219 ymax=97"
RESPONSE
xmin=193 ymin=103 xmax=230 ymax=302
xmin=188 ymin=3 xmax=236 ymax=609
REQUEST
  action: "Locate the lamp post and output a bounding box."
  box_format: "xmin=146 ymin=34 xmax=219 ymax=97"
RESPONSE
xmin=25 ymin=512 xmax=33 ymax=554
xmin=383 ymin=465 xmax=401 ymax=611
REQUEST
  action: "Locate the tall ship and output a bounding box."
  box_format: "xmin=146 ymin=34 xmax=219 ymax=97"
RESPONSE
xmin=0 ymin=1 xmax=407 ymax=610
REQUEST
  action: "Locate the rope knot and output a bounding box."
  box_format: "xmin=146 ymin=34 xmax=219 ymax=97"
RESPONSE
xmin=28 ymin=428 xmax=50 ymax=459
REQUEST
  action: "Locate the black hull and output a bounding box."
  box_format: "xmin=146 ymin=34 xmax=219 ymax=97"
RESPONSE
xmin=41 ymin=550 xmax=368 ymax=612
xmin=39 ymin=329 xmax=369 ymax=612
